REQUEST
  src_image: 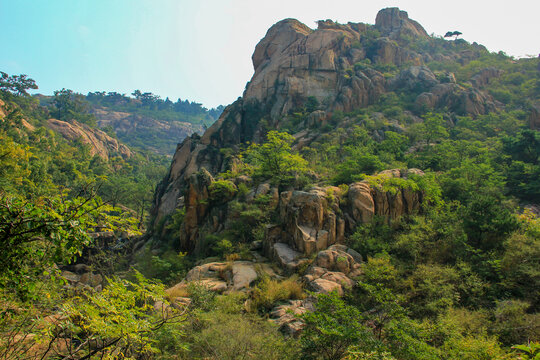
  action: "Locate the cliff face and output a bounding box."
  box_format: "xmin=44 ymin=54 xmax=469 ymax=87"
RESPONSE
xmin=151 ymin=7 xmax=499 ymax=231
xmin=243 ymin=10 xmax=426 ymax=118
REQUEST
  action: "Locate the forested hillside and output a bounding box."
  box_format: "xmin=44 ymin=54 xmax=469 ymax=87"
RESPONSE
xmin=1 ymin=7 xmax=539 ymax=360
xmin=37 ymin=90 xmax=223 ymax=155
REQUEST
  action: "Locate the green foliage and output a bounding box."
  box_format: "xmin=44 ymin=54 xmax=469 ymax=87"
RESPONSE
xmin=500 ymin=215 xmax=540 ymax=307
xmin=187 ymin=281 xmax=218 ymax=311
xmin=462 ymin=193 xmax=519 ymax=252
xmin=0 ymin=72 xmax=37 ymax=96
xmin=51 ymin=88 xmax=97 ymax=126
xmin=212 ymin=238 xmax=234 ymax=257
xmin=185 ymin=311 xmax=298 ymax=359
xmin=493 ymin=300 xmax=540 ymax=346
xmin=56 ymin=270 xmax=184 ymax=359
xmin=209 ymin=178 xmax=238 ymax=203
xmin=353 ymin=256 xmax=405 ymax=341
xmin=344 ymin=349 xmax=397 ymax=360
xmin=511 ymin=342 xmax=540 ymax=359
xmin=300 ymin=292 xmax=377 ymax=360
xmin=244 ymin=130 xmax=309 ymax=186
xmin=133 ymin=249 xmax=189 ymax=284
xmin=334 ymin=151 xmax=384 ymax=184
xmin=349 ymin=218 xmax=395 ymax=258
xmin=0 ymin=190 xmax=138 ymax=298
xmin=503 ymin=130 xmax=540 ymax=201
xmin=164 ymin=206 xmax=185 ymax=240
xmin=405 ymin=264 xmax=460 ymax=318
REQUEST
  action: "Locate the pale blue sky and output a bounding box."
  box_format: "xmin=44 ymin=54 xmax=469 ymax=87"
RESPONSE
xmin=1 ymin=0 xmax=539 ymax=108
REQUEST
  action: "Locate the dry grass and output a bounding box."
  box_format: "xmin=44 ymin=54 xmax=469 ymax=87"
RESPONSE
xmin=248 ymin=275 xmax=305 ymax=312
xmin=166 ymin=283 xmax=189 ymax=299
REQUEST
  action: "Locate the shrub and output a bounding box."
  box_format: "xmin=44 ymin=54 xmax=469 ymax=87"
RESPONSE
xmin=344 ymin=349 xmax=397 ymax=360
xmin=133 ymin=249 xmax=189 ymax=285
xmin=214 ymin=291 xmax=248 ymax=314
xmin=209 ymin=179 xmax=237 ymax=203
xmin=405 ymin=264 xmax=460 ymax=318
xmin=187 ymin=282 xmax=217 ymax=311
xmin=54 ymin=271 xmax=184 ymax=359
xmin=493 ymin=300 xmax=540 ymax=346
xmin=188 ymin=312 xmax=299 ymax=359
xmin=212 ymin=238 xmax=234 ymax=257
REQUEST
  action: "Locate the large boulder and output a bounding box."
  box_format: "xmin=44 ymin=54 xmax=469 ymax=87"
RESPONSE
xmin=272 ymin=242 xmax=305 ymax=272
xmin=167 ymin=260 xmax=262 ymax=295
xmin=348 ymin=182 xmax=375 ymax=223
xmin=470 ymin=67 xmax=503 ymax=88
xmin=275 ymin=188 xmax=346 ymax=256
xmin=270 ymin=299 xmax=313 ymax=337
xmin=303 ymin=245 xmax=363 ymax=295
xmin=375 ymin=7 xmax=428 ymax=39
xmin=416 ymin=83 xmax=499 ymax=116
xmin=180 ymin=169 xmax=214 ymax=252
xmin=371 ymin=38 xmax=422 ymax=66
xmin=348 ymin=169 xmax=424 ymax=225
xmin=389 ymin=66 xmax=439 ymax=92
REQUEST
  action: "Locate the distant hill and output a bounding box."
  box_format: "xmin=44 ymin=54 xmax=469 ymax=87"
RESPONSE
xmin=38 ymin=91 xmax=223 ymax=155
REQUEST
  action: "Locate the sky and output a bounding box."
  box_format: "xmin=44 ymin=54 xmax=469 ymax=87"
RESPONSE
xmin=1 ymin=0 xmax=539 ymax=109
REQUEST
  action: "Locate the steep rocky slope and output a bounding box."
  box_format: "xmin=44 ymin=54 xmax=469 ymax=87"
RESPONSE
xmin=47 ymin=118 xmax=132 ymax=160
xmin=151 ymin=7 xmax=499 ymax=229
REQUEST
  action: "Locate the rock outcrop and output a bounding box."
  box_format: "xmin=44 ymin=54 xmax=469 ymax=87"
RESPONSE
xmin=470 ymin=67 xmax=503 ymax=88
xmin=47 ymin=118 xmax=132 ymax=160
xmin=165 ymin=165 xmax=423 ymax=257
xmin=151 ymin=7 xmax=499 ymax=239
xmin=166 ymin=260 xmax=276 ymax=295
xmin=304 ymin=244 xmax=362 ymax=295
xmin=270 ymin=244 xmax=363 ymax=336
xmin=263 ymin=169 xmax=423 ymax=264
xmin=61 ymin=269 xmax=104 ymax=291
xmin=374 ymin=8 xmax=428 ymax=39
xmin=270 ymin=299 xmax=312 ymax=336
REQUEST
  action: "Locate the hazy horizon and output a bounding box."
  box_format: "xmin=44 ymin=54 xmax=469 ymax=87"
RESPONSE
xmin=1 ymin=0 xmax=539 ymax=108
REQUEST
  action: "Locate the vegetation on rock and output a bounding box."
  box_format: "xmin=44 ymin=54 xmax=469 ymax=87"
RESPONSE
xmin=1 ymin=6 xmax=540 ymax=360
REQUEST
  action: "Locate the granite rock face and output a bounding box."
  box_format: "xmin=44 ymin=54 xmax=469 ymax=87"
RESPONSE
xmin=151 ymin=7 xmax=499 ymax=240
xmin=263 ymin=169 xmax=424 ymax=262
xmin=47 ymin=118 xmax=132 ymax=160
xmin=374 ymin=7 xmax=428 ymax=39
xmin=166 ymin=260 xmax=262 ymax=295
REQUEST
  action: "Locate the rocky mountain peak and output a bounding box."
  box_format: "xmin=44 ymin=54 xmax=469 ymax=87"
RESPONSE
xmin=151 ymin=7 xmax=500 ymax=229
xmin=375 ymin=7 xmax=428 ymax=38
xmin=251 ymin=18 xmax=312 ymax=71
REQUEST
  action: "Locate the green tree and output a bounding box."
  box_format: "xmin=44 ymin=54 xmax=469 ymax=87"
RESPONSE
xmin=422 ymin=113 xmax=448 ymax=145
xmin=48 ymin=271 xmax=185 ymax=359
xmin=0 ymin=189 xmax=138 ymax=298
xmin=51 ymin=88 xmax=97 ymax=126
xmin=300 ymin=292 xmax=376 ymax=360
xmin=244 ymin=131 xmax=308 ymax=186
xmin=0 ymin=72 xmax=37 ymax=96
